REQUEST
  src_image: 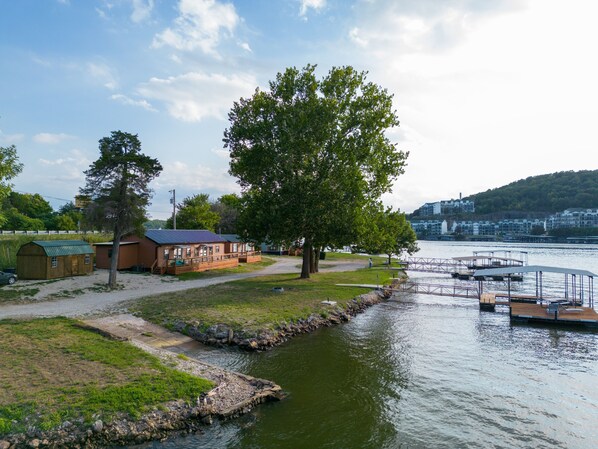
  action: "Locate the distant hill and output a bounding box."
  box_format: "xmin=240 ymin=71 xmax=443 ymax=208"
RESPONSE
xmin=465 ymin=170 xmax=598 ymax=215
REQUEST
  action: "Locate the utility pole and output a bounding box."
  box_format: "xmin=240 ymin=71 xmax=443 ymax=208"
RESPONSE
xmin=169 ymin=189 xmax=177 ymax=229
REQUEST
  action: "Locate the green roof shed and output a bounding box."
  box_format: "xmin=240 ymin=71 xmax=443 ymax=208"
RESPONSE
xmin=17 ymin=240 xmax=94 ymax=279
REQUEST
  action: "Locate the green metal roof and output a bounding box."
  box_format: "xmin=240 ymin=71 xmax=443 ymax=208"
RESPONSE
xmin=32 ymin=240 xmax=94 ymax=257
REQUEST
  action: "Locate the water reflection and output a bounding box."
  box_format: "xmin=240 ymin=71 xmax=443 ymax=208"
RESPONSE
xmin=131 ymin=242 xmax=598 ymax=449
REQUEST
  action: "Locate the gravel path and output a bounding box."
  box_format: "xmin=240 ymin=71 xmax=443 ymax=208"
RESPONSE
xmin=0 ymin=257 xmax=366 ymax=319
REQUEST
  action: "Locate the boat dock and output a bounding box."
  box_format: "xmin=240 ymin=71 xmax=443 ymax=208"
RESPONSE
xmin=399 ymin=252 xmax=528 ymax=280
xmin=474 ymin=265 xmax=598 ymax=329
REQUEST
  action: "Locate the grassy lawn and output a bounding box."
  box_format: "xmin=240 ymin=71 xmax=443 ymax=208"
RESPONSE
xmin=177 ymin=257 xmax=277 ymax=281
xmin=0 ymin=317 xmax=213 ymax=436
xmin=129 ymin=267 xmax=401 ymax=333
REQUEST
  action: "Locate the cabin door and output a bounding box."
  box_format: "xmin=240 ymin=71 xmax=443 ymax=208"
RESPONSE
xmin=71 ymin=257 xmax=79 ymax=275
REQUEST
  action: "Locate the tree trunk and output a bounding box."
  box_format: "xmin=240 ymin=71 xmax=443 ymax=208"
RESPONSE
xmin=301 ymin=239 xmax=311 ymax=279
xmin=310 ymin=246 xmax=316 ymax=274
xmin=313 ymin=247 xmax=320 ymax=273
xmin=108 ymin=227 xmax=121 ymax=289
xmin=388 ymin=254 xmax=392 ymax=266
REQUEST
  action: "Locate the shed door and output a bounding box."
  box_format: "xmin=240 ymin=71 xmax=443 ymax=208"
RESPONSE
xmin=72 ymin=257 xmax=79 ymax=275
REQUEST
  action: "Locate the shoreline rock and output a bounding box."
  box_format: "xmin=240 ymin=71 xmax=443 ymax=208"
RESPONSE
xmin=173 ymin=288 xmax=393 ymax=351
xmin=0 ymin=336 xmax=283 ymax=449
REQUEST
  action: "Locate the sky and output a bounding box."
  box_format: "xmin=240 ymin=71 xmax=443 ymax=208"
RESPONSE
xmin=1 ymin=0 xmax=598 ymax=219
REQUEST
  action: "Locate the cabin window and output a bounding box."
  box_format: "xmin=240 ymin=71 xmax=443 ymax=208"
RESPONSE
xmin=232 ymin=243 xmax=238 ymax=253
xmin=209 ymin=246 xmax=213 ymax=255
xmin=194 ymin=246 xmax=199 ymax=256
xmin=201 ymin=246 xmax=208 ymax=256
xmin=51 ymin=256 xmax=58 ymax=268
xmin=216 ymin=246 xmax=220 ymax=253
xmin=84 ymin=255 xmax=91 ymax=265
xmin=174 ymin=247 xmax=183 ymax=259
xmin=186 ymin=247 xmax=191 ymax=257
xmin=163 ymin=248 xmax=169 ymax=259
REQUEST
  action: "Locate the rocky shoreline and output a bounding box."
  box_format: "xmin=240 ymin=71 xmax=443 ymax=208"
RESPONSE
xmin=0 ymin=334 xmax=283 ymax=449
xmin=0 ymin=285 xmax=394 ymax=448
xmin=173 ymin=287 xmax=394 ymax=351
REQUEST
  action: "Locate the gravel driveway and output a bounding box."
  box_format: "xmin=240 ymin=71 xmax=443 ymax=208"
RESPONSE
xmin=0 ymin=257 xmax=366 ymax=319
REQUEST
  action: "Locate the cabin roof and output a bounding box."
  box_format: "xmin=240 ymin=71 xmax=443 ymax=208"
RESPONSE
xmin=144 ymin=229 xmax=226 ymax=245
xmin=27 ymin=240 xmax=94 ymax=257
xmin=474 ymin=265 xmax=596 ymax=277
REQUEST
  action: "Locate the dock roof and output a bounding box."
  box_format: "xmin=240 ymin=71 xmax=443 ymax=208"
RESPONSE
xmin=474 ymin=265 xmax=597 ymax=277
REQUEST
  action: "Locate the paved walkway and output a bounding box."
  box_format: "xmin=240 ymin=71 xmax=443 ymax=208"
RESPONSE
xmin=0 ymin=257 xmax=366 ymax=319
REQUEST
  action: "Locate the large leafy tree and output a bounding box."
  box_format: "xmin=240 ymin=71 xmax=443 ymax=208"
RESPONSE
xmin=81 ymin=131 xmax=162 ymax=288
xmin=211 ymin=193 xmax=241 ymax=234
xmin=225 ymin=65 xmax=408 ymax=278
xmin=358 ymin=204 xmax=418 ymax=265
xmin=166 ymin=193 xmax=219 ymax=230
xmin=0 ymin=145 xmax=24 ymax=227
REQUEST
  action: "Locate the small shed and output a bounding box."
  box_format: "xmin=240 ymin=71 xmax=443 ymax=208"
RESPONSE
xmin=94 ymin=241 xmax=140 ymax=270
xmin=17 ymin=240 xmax=94 ymax=280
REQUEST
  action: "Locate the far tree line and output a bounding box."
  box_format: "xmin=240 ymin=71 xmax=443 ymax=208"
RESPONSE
xmin=1 ymin=64 xmax=420 ymax=286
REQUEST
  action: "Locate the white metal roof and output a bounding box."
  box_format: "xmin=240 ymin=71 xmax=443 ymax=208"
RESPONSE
xmin=473 ymin=265 xmax=596 ymax=277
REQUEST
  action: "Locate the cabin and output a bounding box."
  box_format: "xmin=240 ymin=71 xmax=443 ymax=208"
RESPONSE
xmin=94 ymin=230 xmax=241 ymax=275
xmin=220 ymin=234 xmax=262 ymax=263
xmin=17 ymin=240 xmax=94 ymax=280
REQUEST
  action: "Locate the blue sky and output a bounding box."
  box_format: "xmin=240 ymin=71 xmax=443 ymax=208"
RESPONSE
xmin=1 ymin=0 xmax=598 ymax=219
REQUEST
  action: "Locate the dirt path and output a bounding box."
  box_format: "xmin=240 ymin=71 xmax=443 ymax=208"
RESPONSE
xmin=84 ymin=314 xmax=282 ymax=416
xmin=0 ymin=257 xmax=366 ymax=319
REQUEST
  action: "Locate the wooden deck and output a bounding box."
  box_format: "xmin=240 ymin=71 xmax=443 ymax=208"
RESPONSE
xmin=510 ymin=302 xmax=598 ymax=328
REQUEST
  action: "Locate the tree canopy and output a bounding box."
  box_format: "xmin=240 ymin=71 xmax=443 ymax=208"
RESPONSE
xmin=81 ymin=131 xmax=162 ymax=287
xmin=466 ymin=170 xmax=598 ymax=215
xmin=166 ymin=193 xmax=220 ymax=231
xmin=0 ymin=145 xmax=24 ymax=226
xmin=357 ymin=204 xmax=418 ymax=265
xmin=225 ymin=65 xmax=408 ymax=278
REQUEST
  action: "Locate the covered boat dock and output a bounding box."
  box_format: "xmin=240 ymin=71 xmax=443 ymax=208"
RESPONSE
xmin=473 ymin=265 xmax=598 ymax=328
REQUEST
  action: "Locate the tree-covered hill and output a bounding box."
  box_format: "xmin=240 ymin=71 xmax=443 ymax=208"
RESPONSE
xmin=465 ymin=170 xmax=598 ymax=215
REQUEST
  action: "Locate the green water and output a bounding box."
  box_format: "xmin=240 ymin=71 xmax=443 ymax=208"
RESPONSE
xmin=133 ymin=242 xmax=598 ymax=449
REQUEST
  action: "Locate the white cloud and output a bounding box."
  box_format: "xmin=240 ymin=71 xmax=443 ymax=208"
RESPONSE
xmin=131 ymin=0 xmax=154 ymax=23
xmin=110 ymin=94 xmax=157 ymax=112
xmin=87 ymin=62 xmax=118 ymax=90
xmin=33 ymin=133 xmax=75 ymax=144
xmin=137 ymin=71 xmax=257 ymax=122
xmin=152 ymin=0 xmax=239 ymax=57
xmin=346 ymin=0 xmax=598 ymax=212
xmin=239 ymin=42 xmax=252 ymax=52
xmin=156 ymin=161 xmax=238 ymax=192
xmin=211 ymin=147 xmax=229 ymax=159
xmin=300 ymin=0 xmax=326 ymax=17
xmin=38 ymin=149 xmax=90 ymax=182
xmin=0 ymin=131 xmax=25 ymax=144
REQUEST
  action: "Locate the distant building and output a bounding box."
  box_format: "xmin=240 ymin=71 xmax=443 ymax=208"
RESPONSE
xmin=410 ymin=220 xmax=448 ymax=237
xmin=547 ymin=209 xmax=598 ymax=230
xmin=417 ymin=198 xmax=475 ymax=216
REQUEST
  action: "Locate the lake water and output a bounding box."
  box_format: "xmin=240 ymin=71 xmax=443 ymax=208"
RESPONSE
xmin=131 ymin=241 xmax=598 ymax=449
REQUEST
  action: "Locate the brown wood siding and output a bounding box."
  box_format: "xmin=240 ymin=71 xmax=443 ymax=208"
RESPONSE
xmin=17 ymin=255 xmax=48 ymax=279
xmin=95 ymin=245 xmax=138 ymax=270
xmin=18 ymin=254 xmax=92 ymax=280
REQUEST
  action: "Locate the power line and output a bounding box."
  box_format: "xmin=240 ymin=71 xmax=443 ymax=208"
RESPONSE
xmin=13 ymin=190 xmax=73 ymax=204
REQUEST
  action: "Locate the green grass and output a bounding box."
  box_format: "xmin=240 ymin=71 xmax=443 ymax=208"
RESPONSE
xmin=177 ymin=257 xmax=276 ymax=281
xmin=0 ymin=317 xmax=213 ymax=436
xmin=129 ymin=267 xmax=400 ymax=334
xmin=0 ymin=286 xmax=40 ymax=304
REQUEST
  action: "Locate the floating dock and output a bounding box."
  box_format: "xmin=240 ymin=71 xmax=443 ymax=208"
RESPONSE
xmin=509 ymin=302 xmax=598 ymax=329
